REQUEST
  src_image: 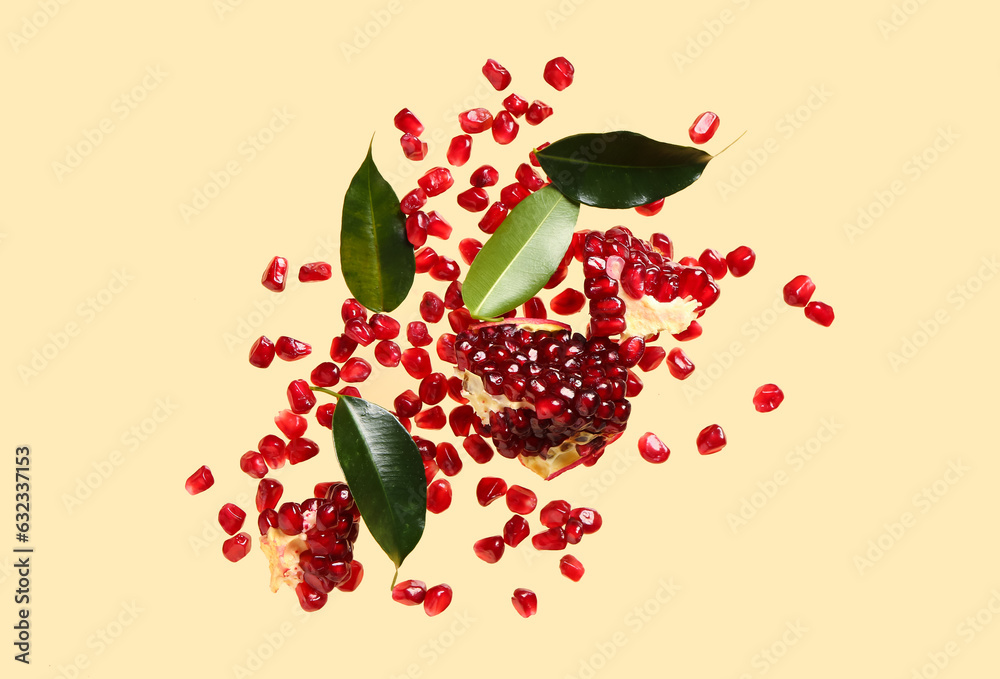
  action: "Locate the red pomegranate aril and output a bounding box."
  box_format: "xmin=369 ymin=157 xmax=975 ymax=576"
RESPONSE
xmin=550 ymin=288 xmax=586 ymax=315
xmin=257 ymin=508 xmax=278 ymax=535
xmin=394 ymin=108 xmax=424 ymax=136
xmin=335 ymin=561 xmax=364 ymax=592
xmin=394 ymin=390 xmax=422 ymax=419
xmin=459 ymin=108 xmax=494 ymax=134
xmin=502 ymin=515 xmax=530 ymax=548
xmin=459 ymin=238 xmax=483 ymax=265
xmin=532 ymin=526 xmax=567 ymax=551
xmin=329 ymin=335 xmax=358 ymax=362
xmin=783 ymin=275 xmax=816 ymax=307
xmin=529 ymin=141 xmax=550 ymax=166
xmin=344 ymin=318 xmax=375 ymax=347
xmin=298 ymin=262 xmax=333 ymax=282
xmin=446 ymin=375 xmax=467 ymax=402
xmin=406 ymin=212 xmax=428 ymax=248
xmin=402 ymin=347 xmax=432 ymax=379
xmin=470 ymin=164 xmax=500 ymax=188
xmin=295 ymin=582 xmax=327 ymax=612
xmin=415 ymin=406 xmax=446 ymax=430
xmin=447 ymin=134 xmax=472 ymax=166
xmin=543 ymin=56 xmax=574 ymax=90
xmin=222 ymin=532 xmax=252 ymax=562
xmin=482 ymin=58 xmax=512 ymax=90
xmin=415 ymin=247 xmax=439 ymax=273
xmin=503 ymin=93 xmax=529 ymax=117
xmin=506 ymin=485 xmax=538 ymax=514
xmin=419 ymin=292 xmax=445 ymax=323
xmin=564 ymin=519 xmax=584 ymax=544
xmin=240 ymin=451 xmax=268 ymax=479
xmin=666 ymin=348 xmax=695 ymax=379
xmin=559 ymin=555 xmax=585 ymax=582
xmin=443 ymin=281 xmax=463 ymax=310
xmin=248 ymin=336 xmax=276 ymax=368
xmin=255 ymin=478 xmax=283 ymax=512
xmin=635 ymin=198 xmax=665 ymax=216
xmin=569 ymin=507 xmax=602 ymax=534
xmin=618 ymin=336 xmax=645 ymax=367
xmin=478 ymin=201 xmax=509 ymax=234
xmin=689 ymin=111 xmax=720 ymax=144
xmin=726 ymin=246 xmax=756 ymax=277
xmin=697 ymin=424 xmax=727 ymax=455
xmin=316 ymin=403 xmax=336 ymax=428
xmin=419 ymin=373 xmax=448 ymax=405
xmin=448 ymin=308 xmax=473 ymax=333
xmin=287 ymin=437 xmax=319 ymax=465
xmin=477 ymin=477 xmax=508 ymax=507
xmin=424 ymin=584 xmax=453 ymax=617
xmin=414 ymin=436 xmax=435 ymax=460
xmin=287 ymin=379 xmax=317 ymax=414
xmin=261 ymin=256 xmax=288 ymax=292
xmin=341 ymin=298 xmax=367 ymax=322
xmin=650 ymin=233 xmax=673 ymax=259
xmin=369 ymin=314 xmax=400 ymax=341
xmin=400 ymin=188 xmax=427 ymax=216
xmin=417 ymin=167 xmax=454 ymax=197
xmin=511 ymin=588 xmax=537 ymax=618
xmin=464 ymin=434 xmax=494 ymax=464
xmin=590 ymin=316 xmax=627 ymax=336
xmin=435 ymin=442 xmax=462 ymax=476
xmin=492 ymin=110 xmax=519 ymax=145
xmin=525 ymin=100 xmax=553 ymax=125
xmin=539 ymin=499 xmax=571 ymax=527
xmin=679 ymin=256 xmax=700 ymax=267
xmin=338 ymin=386 xmax=361 ymax=398
xmin=625 ymin=370 xmax=644 ymax=397
xmin=753 ymin=383 xmax=785 ymax=412
xmin=427 ymin=479 xmax=453 ymax=514
xmin=473 ymin=536 xmax=505 ymax=564
xmin=448 ymin=405 xmax=476 ymax=436
xmin=218 ymin=503 xmax=246 ymax=535
xmin=523 ymin=297 xmax=546 ymax=318
xmin=423 ymin=213 xmax=450 ymax=241
xmin=403 ymin=323 xmax=430 ymax=348
xmin=423 ymin=457 xmax=439 ymax=484
xmin=500 ymin=183 xmax=530 ymax=208
xmin=341 ymin=357 xmax=372 ymax=383
xmin=310 ymin=362 xmax=340 ymax=387
xmin=804 ymin=301 xmax=835 ymax=327
xmin=430 ymin=256 xmax=460 ymax=281
xmin=638 ymin=346 xmax=666 ymax=372
xmin=274 ymin=409 xmax=307 ymax=440
xmin=400 ymin=133 xmax=428 ymax=161
xmin=391 ymin=579 xmax=427 ymax=606
xmin=672 ymin=321 xmax=702 ymax=342
xmin=698 ymin=249 xmax=728 ymax=279
xmin=185 ymin=465 xmax=214 ymax=495
xmin=276 ymin=501 xmax=304 ymax=535
xmin=369 ymin=340 xmax=399 ymax=368
xmin=258 ymin=434 xmax=286 ymax=469
xmin=638 ymin=432 xmax=670 ymax=463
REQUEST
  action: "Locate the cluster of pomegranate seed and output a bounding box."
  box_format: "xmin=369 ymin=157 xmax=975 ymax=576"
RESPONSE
xmin=391 ymin=580 xmax=454 ymax=617
xmin=783 ymin=274 xmax=835 ymax=327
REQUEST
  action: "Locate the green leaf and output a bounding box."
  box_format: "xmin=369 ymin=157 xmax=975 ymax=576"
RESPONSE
xmin=462 ymin=185 xmax=580 ymax=320
xmin=331 ymin=395 xmax=425 ymax=576
xmin=340 ymin=139 xmax=414 ymax=312
xmin=535 ymin=130 xmax=713 ymax=209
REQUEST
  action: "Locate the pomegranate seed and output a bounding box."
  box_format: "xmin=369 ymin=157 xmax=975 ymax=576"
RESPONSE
xmin=459 ymin=238 xmax=483 ymax=265
xmin=463 ymin=434 xmax=494 ymax=464
xmin=274 ymin=409 xmax=307 ymax=440
xmin=443 ymin=281 xmax=464 ymax=310
xmin=804 ymin=301 xmax=835 ymax=327
xmin=222 ymin=533 xmax=252 ymax=562
xmin=430 ymin=256 xmax=460 ymax=281
xmin=473 ymin=536 xmax=505 ymax=563
xmin=344 ymin=318 xmax=375 ymax=347
xmin=257 ymin=508 xmax=278 ymax=534
xmin=394 ymin=108 xmax=424 ymax=136
xmin=458 ymin=108 xmax=494 ymax=134
xmin=274 ymin=337 xmax=311 ymax=362
xmin=503 ymin=515 xmax=530 ymax=547
xmin=672 ymin=321 xmax=702 ymax=342
xmin=478 ymin=202 xmax=509 ymax=234
xmin=419 ymin=373 xmax=447 ymax=405
xmin=783 ymin=275 xmax=816 ymax=307
xmin=447 ymin=134 xmax=472 ymax=166
xmin=726 ymin=246 xmax=756 ymax=277
xmin=696 ymin=424 xmax=727 ymax=455
xmin=240 ymin=451 xmax=268 ymax=479
xmin=523 ymin=296 xmax=546 ymax=319
xmin=341 ymin=298 xmax=367 ymax=322
xmin=248 ymin=336 xmax=276 ymax=368
xmin=298 ymin=262 xmax=332 ymax=282
xmin=341 ymin=357 xmax=372 ymax=383
xmin=335 ymin=561 xmax=364 ymax=592
xmin=287 ymin=379 xmax=317 ymax=414
xmin=638 ymin=346 xmax=666 ymax=372
xmin=448 ymin=405 xmax=475 ymax=436
xmin=529 ymin=141 xmax=550 ymax=166
xmin=413 ymin=436 xmax=435 ymax=460
xmin=511 ymin=588 xmax=537 ymax=618
xmin=402 ymin=347 xmax=432 ymax=379
xmin=559 ymin=555 xmax=585 ymax=582
xmin=400 ymin=188 xmax=427 ymax=216
xmin=650 ymin=233 xmax=673 ymax=259
xmin=261 ymin=256 xmax=288 ymax=292
xmin=492 ymin=110 xmax=519 ymax=145
xmin=470 ymin=164 xmax=500 ymax=188
xmin=427 ymin=479 xmax=453 ymax=514
xmin=316 ymin=403 xmax=336 ymax=428
xmin=539 ymin=500 xmax=571 ymax=527
xmin=423 ymin=584 xmax=453 ymax=617
xmin=446 ymin=375 xmax=466 ymax=402
xmin=435 ymin=442 xmax=462 ymax=476
xmin=426 ymin=211 xmax=453 ymax=239
xmin=447 ymin=308 xmax=473 ymax=333
xmin=371 ymin=340 xmax=400 ymax=368
xmin=482 ymin=58 xmax=512 ymax=90
xmin=635 ymin=198 xmax=665 ymax=216
xmin=277 ymin=501 xmax=305 ymax=535
xmin=400 ymin=133 xmax=427 ymax=161
xmin=406 ymin=212 xmax=428 ymax=248
xmin=638 ymin=432 xmax=670 ymax=463
xmin=439 ymin=335 xmax=459 ymax=365
xmin=423 ymin=457 xmax=439 ymax=484
xmin=310 ymin=362 xmax=340 ymax=387
xmin=218 ymin=503 xmax=246 ymax=535
xmin=550 ymin=288 xmax=586 ymax=315
xmin=258 ymin=434 xmax=287 ymax=469
xmin=688 ymin=111 xmax=720 ymax=144
xmin=665 ymin=348 xmax=694 ymax=379
xmin=515 ymin=163 xmax=546 ymax=191
xmin=338 ymin=386 xmax=361 ymax=398
xmin=619 ymin=336 xmax=645 ymax=367
xmin=569 ymin=507 xmax=602 ymax=534
xmin=415 ymin=247 xmax=439 ymax=273
xmin=287 ymin=437 xmax=319 ymax=464
xmin=505 ymin=485 xmax=537 ymax=515
xmin=418 ymin=167 xmax=454 ymax=197
xmin=503 ymin=93 xmax=529 ymax=117
xmin=698 ymin=249 xmax=728 ymax=279
xmin=406 ymin=322 xmax=432 ymax=347
xmin=477 ymin=477 xmax=508 ymax=506
xmin=753 ymin=383 xmax=785 ymax=412
xmin=255 ymin=478 xmax=283 ymax=512
xmin=184 ymin=465 xmax=214 ymax=495
xmin=564 ymin=519 xmax=584 ymax=544
xmin=679 ymin=256 xmax=700 ymax=267
xmin=415 ymin=406 xmax=446 ymax=430
xmin=329 ymin=335 xmax=358 ymax=362
xmin=394 ymin=390 xmax=422 ymax=418
xmin=525 ymin=100 xmax=553 ymax=125
xmin=500 ymin=183 xmax=530 ymax=208
xmin=419 ymin=292 xmax=445 ymax=323
xmin=625 ymin=370 xmax=643 ymax=397
xmin=543 ymin=56 xmax=574 ymax=90
xmin=369 ymin=315 xmax=400 ymax=340
xmin=532 ymin=526 xmax=567 ymax=551
xmin=295 ymin=582 xmax=327 ymax=612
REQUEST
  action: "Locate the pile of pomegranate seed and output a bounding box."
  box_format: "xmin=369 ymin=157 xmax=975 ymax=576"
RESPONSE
xmin=185 ymin=55 xmax=836 ymax=618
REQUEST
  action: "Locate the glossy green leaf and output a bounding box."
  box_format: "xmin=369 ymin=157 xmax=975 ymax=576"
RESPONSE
xmin=462 ymin=185 xmax=579 ymax=320
xmin=535 ymin=131 xmax=713 ymax=209
xmin=331 ymin=395 xmax=425 ymax=575
xmin=340 ymin=139 xmax=414 ymax=312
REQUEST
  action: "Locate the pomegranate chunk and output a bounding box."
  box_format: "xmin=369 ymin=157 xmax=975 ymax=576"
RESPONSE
xmin=394 ymin=108 xmax=424 ymax=136
xmin=804 ymin=301 xmax=835 ymax=327
xmin=638 ymin=432 xmax=670 ymax=463
xmin=424 ymin=584 xmax=453 ymax=617
xmin=184 ymin=465 xmax=214 ymax=495
xmin=559 ymin=555 xmax=585 ymax=582
xmin=696 ymin=424 xmax=727 ymax=455
xmin=447 ymin=134 xmax=472 ymax=166
xmin=427 ymin=479 xmax=453 ymax=514
xmin=477 ymin=477 xmax=508 ymax=506
xmin=248 ymin=336 xmax=276 ymax=368
xmin=482 ymin=59 xmax=512 ymax=90
xmin=511 ymin=588 xmax=538 ymax=618
xmin=505 ymin=485 xmax=537 ymax=515
xmin=543 ymin=57 xmax=574 ymax=90
xmin=783 ymin=275 xmax=816 ymax=307
xmin=473 ymin=536 xmax=505 ymax=563
xmin=261 ymin=256 xmax=288 ymax=292
xmin=275 ymin=336 xmax=311 ymax=361
xmin=458 ymin=108 xmax=494 ymax=134
xmin=753 ymin=384 xmax=785 ymax=412
xmin=298 ymin=262 xmax=332 ymax=282
xmin=222 ymin=533 xmax=252 ymax=562
xmin=688 ymin=111 xmax=720 ymax=144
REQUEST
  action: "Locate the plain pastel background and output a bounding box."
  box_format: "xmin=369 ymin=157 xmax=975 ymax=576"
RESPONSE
xmin=3 ymin=0 xmax=999 ymax=677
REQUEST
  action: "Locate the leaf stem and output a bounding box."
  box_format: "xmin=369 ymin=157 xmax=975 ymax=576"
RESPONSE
xmin=391 ymin=568 xmax=399 ymax=590
xmin=713 ymin=130 xmax=747 ymax=157
xmin=310 ymin=387 xmax=340 ymax=399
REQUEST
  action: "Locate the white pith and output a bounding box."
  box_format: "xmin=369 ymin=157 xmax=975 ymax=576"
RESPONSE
xmin=258 ymin=508 xmax=317 ymax=593
xmin=621 ymin=295 xmax=700 ymax=338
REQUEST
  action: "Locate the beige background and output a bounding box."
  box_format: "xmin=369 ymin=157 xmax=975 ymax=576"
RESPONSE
xmin=3 ymin=0 xmax=998 ymax=677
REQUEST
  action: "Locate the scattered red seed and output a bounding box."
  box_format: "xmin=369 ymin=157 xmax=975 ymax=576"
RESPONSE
xmin=406 ymin=213 xmax=428 ymax=248
xmin=373 ymin=340 xmax=401 ymax=368
xmin=503 ymin=515 xmax=530 ymax=547
xmin=415 ymin=406 xmax=446 ymax=430
xmin=275 ymin=336 xmax=311 ymax=361
xmin=726 ymin=246 xmax=756 ymax=277
xmin=255 ymin=478 xmax=283 ymax=512
xmin=274 ymin=409 xmax=307 ymax=440
xmin=635 ymin=199 xmax=665 ymax=216
xmin=391 ymin=579 xmax=427 ymax=606
xmin=625 ymin=370 xmax=644 ymax=397
xmin=400 ymin=133 xmax=428 ymax=161
xmin=394 ymin=108 xmax=424 ymax=136
xmin=445 ymin=375 xmax=467 ymax=402
xmin=426 ymin=211 xmax=453 ymax=240
xmin=414 ymin=247 xmax=439 ymax=273
xmin=447 ymin=134 xmax=472 ymax=166
xmin=426 ymin=479 xmax=453 ymax=514
xmin=698 ymin=249 xmax=728 ymax=279
xmin=550 ymin=288 xmax=586 ymax=315
xmin=505 ymin=485 xmax=538 ymax=515
xmin=316 ymin=403 xmax=336 ymax=428
xmin=503 ymin=93 xmax=529 ymax=117
xmin=473 ymin=536 xmax=505 ymax=563
xmin=419 ymin=373 xmax=448 ymax=405
xmin=525 ymin=100 xmax=553 ymax=125
xmin=298 ymin=262 xmax=333 ymax=282
xmin=492 ymin=111 xmax=519 ymax=145
xmin=696 ymin=424 xmax=727 ymax=455
xmin=511 ymin=588 xmax=537 ymax=618
xmin=435 ymin=442 xmax=462 ymax=476
xmin=783 ymin=275 xmax=816 ymax=307
xmin=532 ymin=526 xmax=567 ymax=550
xmin=482 ymin=59 xmax=512 ymax=90
xmin=539 ymin=500 xmax=571 ymax=527
xmin=515 ymin=163 xmax=546 ymax=191
xmin=470 ymin=165 xmax=500 ymax=188
xmin=418 ymin=167 xmax=455 ymax=197
xmin=688 ymin=111 xmax=720 ymax=144
xmin=185 ymin=465 xmax=214 ymax=495
xmin=335 ymin=561 xmax=364 ymax=592
xmin=401 ymin=347 xmax=432 ymax=379
xmin=443 ymin=281 xmax=464 ymax=310
xmin=569 ymin=507 xmax=602 ymax=534
xmin=463 ymin=434 xmax=494 ymax=464
xmin=423 ymin=584 xmax=453 ymax=616
xmin=672 ymin=321 xmax=703 ymax=342
xmin=559 ymin=555 xmax=585 ymax=582
xmin=753 ymin=384 xmax=784 ymax=412
xmin=478 ymin=202 xmax=509 ymax=234
xmin=804 ymin=301 xmax=835 ymax=327
xmin=448 ymin=404 xmax=476 ymax=436
xmin=310 ymin=362 xmax=340 ymax=387
xmin=344 ymin=318 xmax=375 ymax=347
xmin=543 ymin=57 xmax=574 ymax=90
xmin=329 ymin=335 xmax=358 ymax=362
xmin=394 ymin=390 xmax=422 ymax=418
xmin=476 ymin=477 xmax=508 ymax=506
xmin=218 ymin=503 xmax=246 ymax=535
xmin=638 ymin=346 xmax=666 ymax=372
xmin=287 ymin=379 xmax=317 ymax=414
xmin=258 ymin=434 xmax=287 ymax=469
xmin=261 ymin=256 xmax=288 ymax=292
xmin=248 ymin=336 xmax=276 ymax=368
xmin=430 ymin=256 xmax=460 ymax=281
xmin=665 ymin=348 xmax=694 ymax=379
xmin=222 ymin=533 xmax=252 ymax=562
xmin=295 ymin=582 xmax=328 ymax=612
xmin=400 ymin=188 xmax=428 ymax=216
xmin=457 ymin=187 xmax=490 ymax=212
xmin=638 ymin=432 xmax=670 ymax=463
xmin=458 ymin=108 xmax=494 ymax=134
xmin=240 ymin=451 xmax=268 ymax=479
xmin=523 ymin=297 xmax=546 ymax=319
xmin=458 ymin=238 xmax=483 ymax=265
xmin=287 ymin=437 xmax=319 ymax=465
